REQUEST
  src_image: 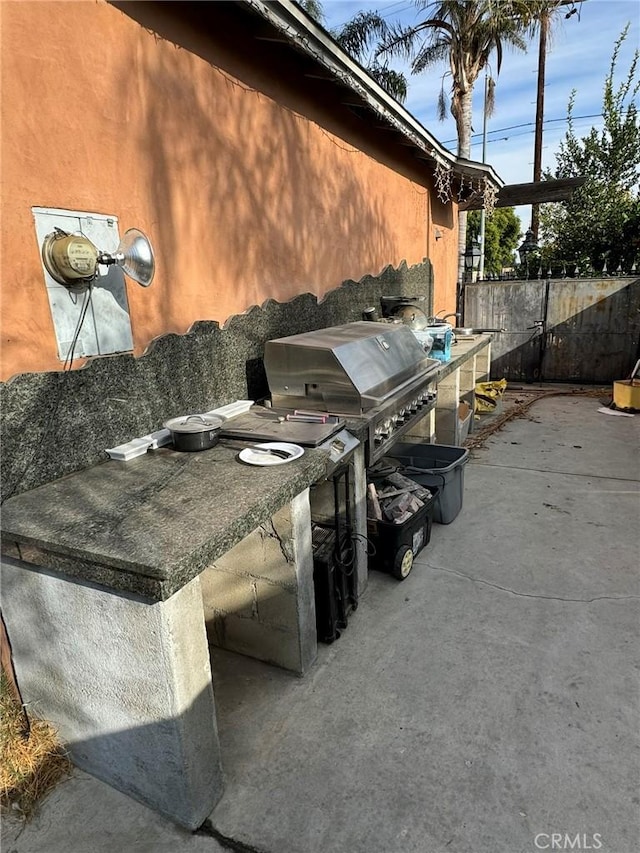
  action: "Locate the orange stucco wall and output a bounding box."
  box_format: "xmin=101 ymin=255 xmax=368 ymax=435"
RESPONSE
xmin=0 ymin=0 xmax=458 ymax=380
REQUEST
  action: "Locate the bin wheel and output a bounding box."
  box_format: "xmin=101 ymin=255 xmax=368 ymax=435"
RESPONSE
xmin=391 ymin=546 xmax=413 ymax=580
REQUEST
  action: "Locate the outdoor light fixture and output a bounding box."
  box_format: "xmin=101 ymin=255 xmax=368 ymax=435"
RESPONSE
xmin=434 ymin=228 xmax=443 ymax=241
xmin=42 ymin=227 xmax=155 ymax=290
xmin=518 ymin=229 xmax=540 ymax=280
xmin=464 ymin=240 xmax=481 ymax=273
xmin=518 ymin=229 xmax=538 ymax=265
xmin=518 ymin=228 xmax=538 ymax=261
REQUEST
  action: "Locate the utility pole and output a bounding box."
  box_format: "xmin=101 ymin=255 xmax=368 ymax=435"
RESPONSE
xmin=478 ymin=69 xmax=489 ymax=280
xmin=531 ymin=1 xmax=582 ymax=241
xmin=531 ymin=8 xmax=549 ymax=242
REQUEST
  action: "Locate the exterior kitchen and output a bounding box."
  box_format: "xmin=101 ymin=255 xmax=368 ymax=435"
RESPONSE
xmin=1 ymin=0 xmax=501 ymax=831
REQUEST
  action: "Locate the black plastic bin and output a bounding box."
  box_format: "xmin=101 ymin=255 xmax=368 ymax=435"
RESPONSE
xmin=388 ymin=443 xmax=469 ymax=524
xmin=367 ymin=487 xmax=438 ymax=580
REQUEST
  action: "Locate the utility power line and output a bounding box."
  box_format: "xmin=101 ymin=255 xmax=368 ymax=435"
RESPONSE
xmin=329 ymin=1 xmax=415 ymax=31
xmin=441 ymin=113 xmax=603 ymax=146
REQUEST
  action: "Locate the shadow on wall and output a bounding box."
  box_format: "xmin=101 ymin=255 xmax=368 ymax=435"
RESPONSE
xmin=0 ymin=260 xmax=432 ymax=502
xmin=465 ymin=277 xmax=640 ymax=384
xmin=111 ymin=1 xmax=431 ymax=332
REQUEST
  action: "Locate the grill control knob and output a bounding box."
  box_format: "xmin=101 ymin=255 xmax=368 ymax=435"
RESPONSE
xmin=378 ymin=418 xmax=393 ymax=438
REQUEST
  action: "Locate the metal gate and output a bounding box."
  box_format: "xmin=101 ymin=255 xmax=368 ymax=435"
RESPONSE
xmin=464 ymin=276 xmax=640 ymax=383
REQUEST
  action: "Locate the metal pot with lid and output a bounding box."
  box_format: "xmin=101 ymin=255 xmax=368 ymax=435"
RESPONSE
xmin=163 ymin=413 xmax=224 ymax=452
xmin=391 ymin=304 xmax=429 ymax=331
xmin=379 ymin=296 xmax=430 ymax=331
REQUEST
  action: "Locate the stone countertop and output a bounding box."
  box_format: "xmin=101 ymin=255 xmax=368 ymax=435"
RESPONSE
xmin=1 ymin=337 xmax=490 ymax=603
xmin=1 ymin=440 xmax=330 ymax=602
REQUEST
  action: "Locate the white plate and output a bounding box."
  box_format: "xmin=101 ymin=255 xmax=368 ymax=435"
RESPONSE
xmin=238 ymin=442 xmax=305 ymax=466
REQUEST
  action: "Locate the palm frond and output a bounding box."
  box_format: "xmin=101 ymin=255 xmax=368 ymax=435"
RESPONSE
xmin=412 ymin=40 xmax=451 ymax=75
xmin=437 ymin=87 xmax=448 ymax=121
xmin=375 ymin=22 xmax=422 ymax=62
xmin=334 ymin=12 xmax=391 ymax=59
xmin=376 ymin=18 xmax=453 ymax=62
xmin=485 ymin=75 xmax=496 ymax=117
xmin=296 ymin=0 xmax=325 ymax=25
xmin=494 ymin=38 xmax=503 ymax=75
xmin=368 ymin=64 xmax=409 ymax=102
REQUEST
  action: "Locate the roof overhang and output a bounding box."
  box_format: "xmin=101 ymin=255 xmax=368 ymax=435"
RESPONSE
xmin=242 ymin=0 xmax=504 ymax=204
xmin=459 ymin=177 xmax=587 ymax=211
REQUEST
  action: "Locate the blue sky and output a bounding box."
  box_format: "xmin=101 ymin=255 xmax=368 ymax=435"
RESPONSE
xmin=319 ymin=0 xmax=639 ymax=231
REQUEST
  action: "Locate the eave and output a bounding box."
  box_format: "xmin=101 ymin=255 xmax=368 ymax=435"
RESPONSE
xmin=241 ymin=0 xmax=504 ymax=202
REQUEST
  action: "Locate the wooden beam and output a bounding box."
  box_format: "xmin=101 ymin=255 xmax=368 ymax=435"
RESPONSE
xmin=460 ymin=177 xmax=587 ymax=210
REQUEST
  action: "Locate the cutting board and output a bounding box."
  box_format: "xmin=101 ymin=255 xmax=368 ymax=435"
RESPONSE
xmin=221 ymin=408 xmax=345 ymax=446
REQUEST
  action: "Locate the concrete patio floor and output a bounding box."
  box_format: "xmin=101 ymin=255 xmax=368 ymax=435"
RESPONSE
xmin=3 ymin=393 xmax=639 ymax=853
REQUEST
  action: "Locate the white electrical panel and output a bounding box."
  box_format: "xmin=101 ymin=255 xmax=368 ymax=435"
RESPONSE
xmin=33 ymin=207 xmax=134 ymax=362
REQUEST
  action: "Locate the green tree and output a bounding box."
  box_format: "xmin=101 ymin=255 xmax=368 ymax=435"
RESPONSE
xmin=540 ymin=26 xmax=640 ymax=272
xmin=467 ymin=207 xmax=522 ymax=276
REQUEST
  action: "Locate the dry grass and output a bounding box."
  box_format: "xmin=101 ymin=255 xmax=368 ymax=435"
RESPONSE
xmin=0 ymin=672 xmax=71 ymax=819
xmin=465 ymin=386 xmax=610 ymax=449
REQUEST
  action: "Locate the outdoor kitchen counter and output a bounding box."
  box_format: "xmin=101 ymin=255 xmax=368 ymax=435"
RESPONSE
xmin=0 ymin=440 xmax=330 ymax=601
xmin=1 ymin=440 xmax=334 ymax=827
xmin=433 ymin=333 xmax=493 ymax=445
xmin=437 ymin=332 xmax=493 ymax=381
xmin=398 ymin=333 xmax=493 ymax=447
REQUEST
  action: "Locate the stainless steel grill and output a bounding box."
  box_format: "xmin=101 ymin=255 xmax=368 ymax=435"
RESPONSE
xmin=264 ymin=322 xmax=440 ymax=464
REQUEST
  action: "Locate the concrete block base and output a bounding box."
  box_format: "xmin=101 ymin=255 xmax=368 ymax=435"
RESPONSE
xmin=1 ymin=558 xmax=223 ymax=829
xmin=201 ymin=490 xmax=317 ymax=674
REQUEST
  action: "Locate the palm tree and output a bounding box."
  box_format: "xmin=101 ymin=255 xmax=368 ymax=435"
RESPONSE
xmin=377 ymin=2 xmax=531 ymax=158
xmin=375 ymin=1 xmax=532 ymax=287
xmin=302 ymin=2 xmax=562 ymax=286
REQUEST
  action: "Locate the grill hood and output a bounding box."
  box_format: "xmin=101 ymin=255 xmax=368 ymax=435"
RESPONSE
xmin=264 ymin=322 xmax=439 ymax=415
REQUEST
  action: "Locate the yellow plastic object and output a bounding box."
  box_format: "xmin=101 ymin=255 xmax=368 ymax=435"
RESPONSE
xmin=474 ymin=379 xmax=507 ymax=413
xmin=613 ymin=359 xmax=640 ymax=411
xmin=613 ymin=379 xmax=640 ymax=411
